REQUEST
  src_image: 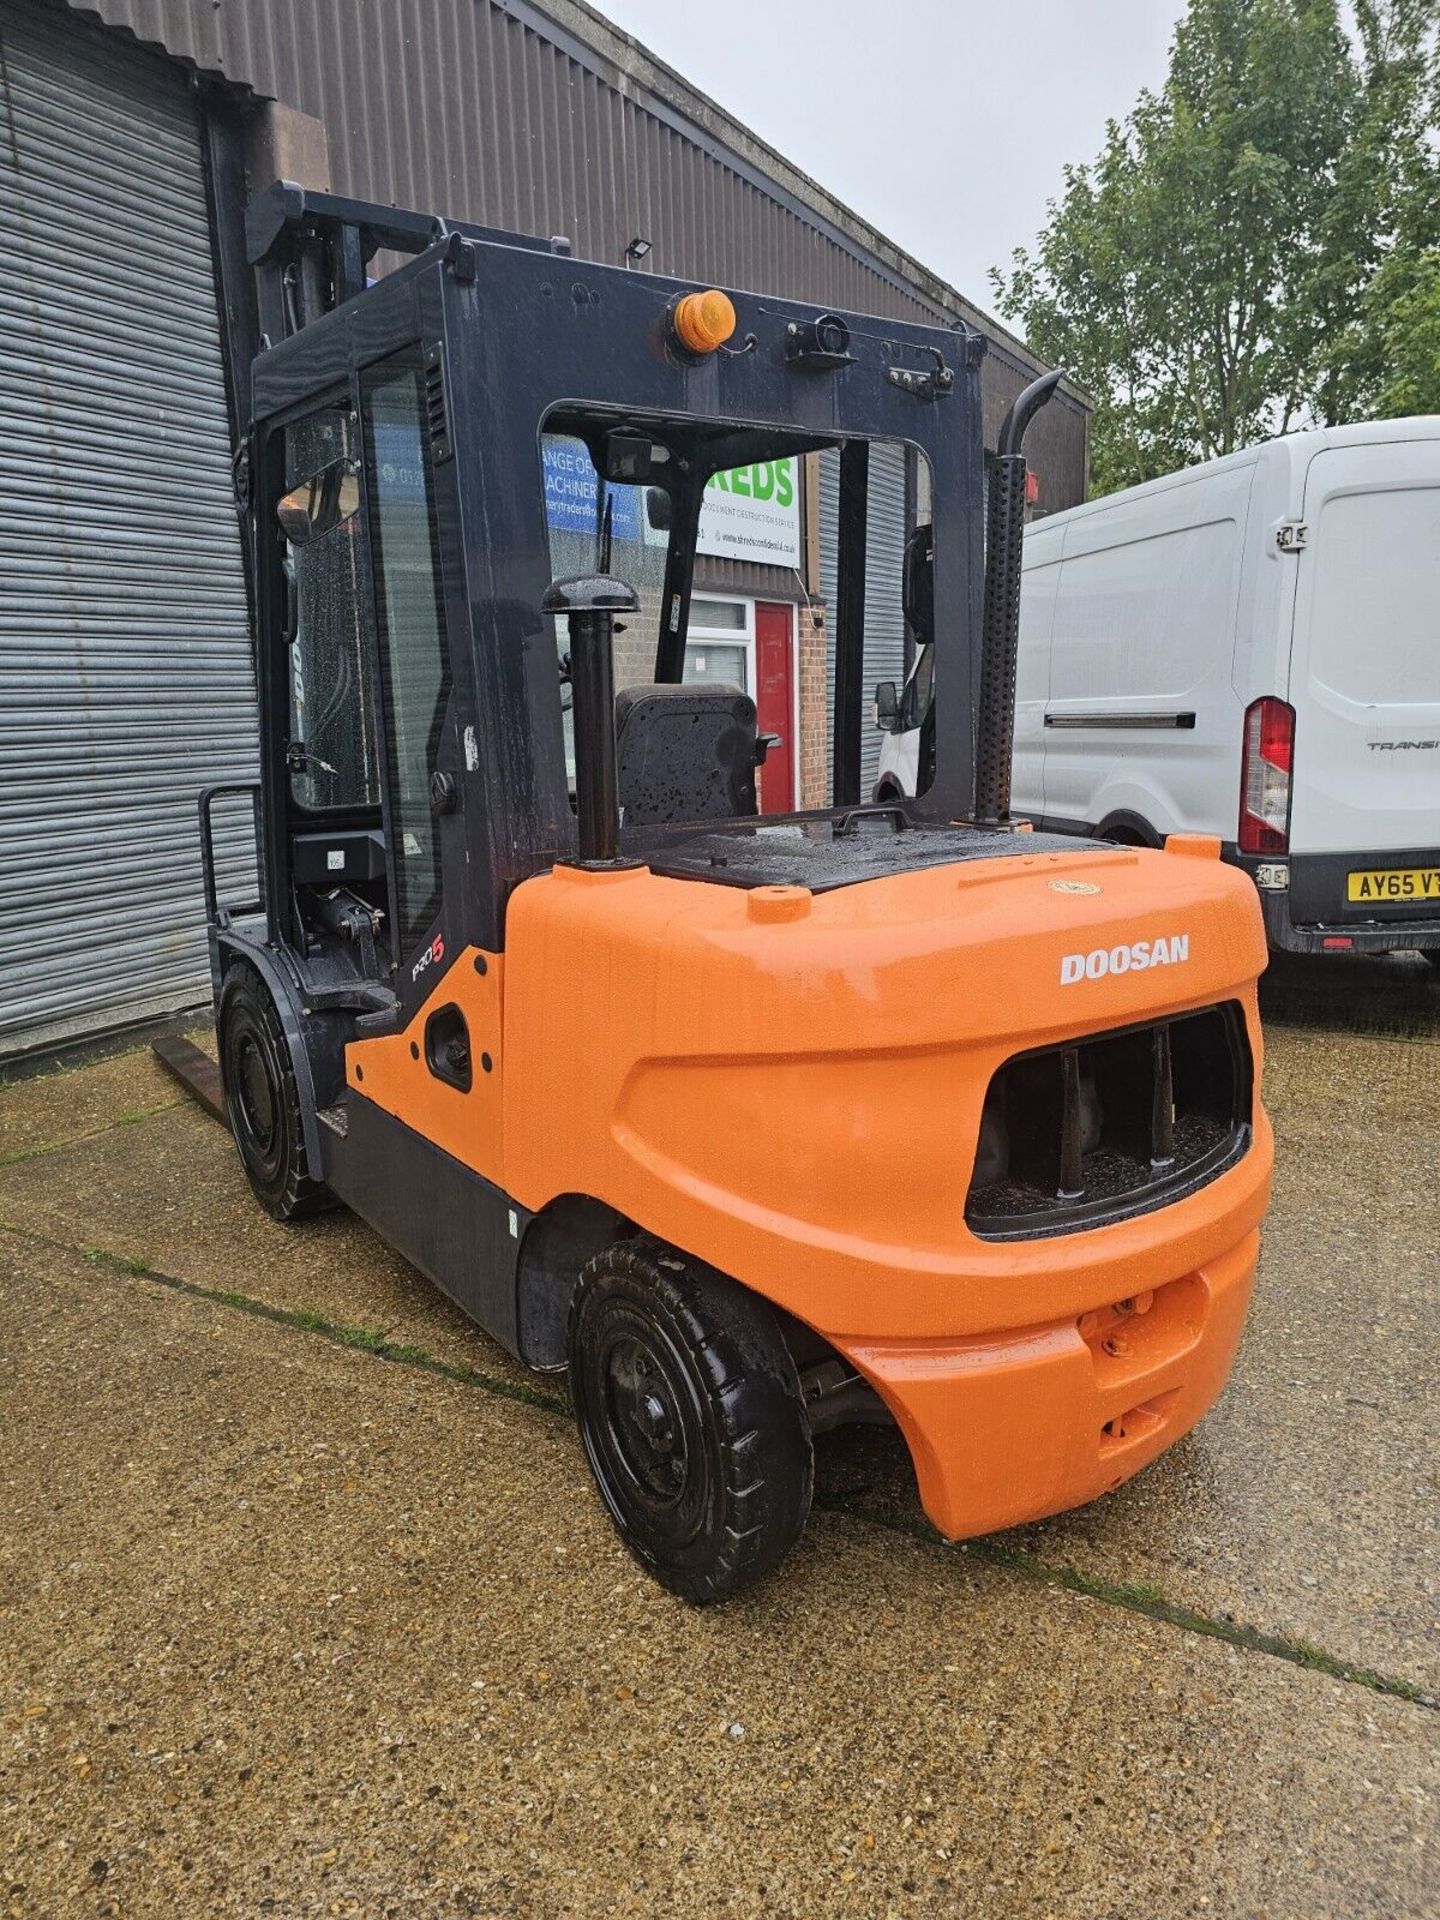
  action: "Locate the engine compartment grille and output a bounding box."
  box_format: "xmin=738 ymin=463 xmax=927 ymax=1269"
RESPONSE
xmin=965 ymin=1003 xmax=1253 ymax=1240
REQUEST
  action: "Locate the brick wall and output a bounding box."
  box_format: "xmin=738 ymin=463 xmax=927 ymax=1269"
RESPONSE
xmin=797 ymin=602 xmax=829 ymax=810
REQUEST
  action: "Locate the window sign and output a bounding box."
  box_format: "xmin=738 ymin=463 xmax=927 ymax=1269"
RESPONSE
xmin=540 ymin=439 xmax=801 ymax=568
xmin=541 ymin=438 xmax=643 ymax=542
xmin=697 ymin=458 xmax=801 ymax=568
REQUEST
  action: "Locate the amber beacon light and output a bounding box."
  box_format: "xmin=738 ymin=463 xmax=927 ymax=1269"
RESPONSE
xmin=672 ymin=288 xmax=736 ymax=354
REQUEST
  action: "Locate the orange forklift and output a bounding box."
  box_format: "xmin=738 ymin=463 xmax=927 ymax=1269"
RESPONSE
xmin=171 ymin=184 xmax=1273 ymax=1601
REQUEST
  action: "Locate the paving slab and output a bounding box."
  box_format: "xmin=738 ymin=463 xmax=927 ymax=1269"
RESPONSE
xmin=0 ymin=1045 xmax=184 ymax=1166
xmin=0 ymin=1094 xmax=531 ymax=1393
xmin=1 ymin=1008 xmax=1435 ymax=1699
xmin=1 ymin=1238 xmax=1434 ymax=1920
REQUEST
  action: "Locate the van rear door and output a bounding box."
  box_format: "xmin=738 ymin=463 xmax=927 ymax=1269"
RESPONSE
xmin=1286 ymin=437 xmax=1440 ymax=928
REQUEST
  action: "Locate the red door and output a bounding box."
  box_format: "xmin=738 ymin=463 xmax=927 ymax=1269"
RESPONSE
xmin=754 ymin=601 xmax=795 ymax=813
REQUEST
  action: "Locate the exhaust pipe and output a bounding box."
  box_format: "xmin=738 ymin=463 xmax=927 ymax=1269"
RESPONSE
xmin=541 ymin=572 xmax=638 ymax=864
xmin=974 ymin=369 xmax=1063 ymax=824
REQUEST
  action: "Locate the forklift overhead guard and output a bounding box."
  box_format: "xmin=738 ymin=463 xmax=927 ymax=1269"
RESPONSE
xmin=181 ymin=185 xmax=1273 ymax=1603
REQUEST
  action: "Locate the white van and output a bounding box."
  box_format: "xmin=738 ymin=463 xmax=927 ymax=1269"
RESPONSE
xmin=874 ymin=418 xmax=1440 ymax=957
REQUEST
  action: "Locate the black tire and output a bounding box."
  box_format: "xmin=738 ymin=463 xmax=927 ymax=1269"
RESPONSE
xmin=1420 ymin=951 xmax=1440 ymax=975
xmin=219 ymin=967 xmax=330 ymax=1222
xmin=567 ymin=1239 xmax=813 ymax=1603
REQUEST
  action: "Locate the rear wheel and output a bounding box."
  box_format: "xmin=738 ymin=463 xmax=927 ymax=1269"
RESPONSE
xmin=219 ymin=968 xmax=330 ymax=1221
xmin=1097 ymin=824 xmax=1149 ymax=848
xmin=568 ymin=1240 xmax=813 ymax=1603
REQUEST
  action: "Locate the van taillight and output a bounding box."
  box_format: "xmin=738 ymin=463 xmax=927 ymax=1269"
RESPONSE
xmin=1238 ymin=697 xmax=1294 ymax=855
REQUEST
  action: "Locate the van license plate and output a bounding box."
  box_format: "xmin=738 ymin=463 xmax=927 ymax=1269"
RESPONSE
xmin=1347 ymin=867 xmax=1440 ymax=903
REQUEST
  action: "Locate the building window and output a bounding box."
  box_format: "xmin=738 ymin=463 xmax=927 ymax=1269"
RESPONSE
xmin=685 ymin=595 xmax=754 ymax=693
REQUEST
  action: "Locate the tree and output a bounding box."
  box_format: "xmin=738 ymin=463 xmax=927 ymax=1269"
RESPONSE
xmin=991 ymin=0 xmax=1440 ymax=496
xmin=1369 ymin=251 xmax=1440 ymax=412
xmin=1325 ymin=0 xmax=1440 ymax=417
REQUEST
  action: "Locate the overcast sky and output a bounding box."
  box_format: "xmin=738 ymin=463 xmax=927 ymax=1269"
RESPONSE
xmin=594 ymin=0 xmax=1189 ymax=304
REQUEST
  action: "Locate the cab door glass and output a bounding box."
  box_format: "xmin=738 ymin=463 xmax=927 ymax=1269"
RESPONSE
xmin=361 ymin=354 xmax=453 ymax=953
xmin=282 ymin=407 xmax=380 ymax=810
xmin=903 ymin=640 xmax=934 ymax=729
xmin=541 ymin=431 xmax=670 ymax=785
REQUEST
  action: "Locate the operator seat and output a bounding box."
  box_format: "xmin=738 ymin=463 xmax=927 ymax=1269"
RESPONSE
xmin=615 ymin=683 xmax=760 ymax=826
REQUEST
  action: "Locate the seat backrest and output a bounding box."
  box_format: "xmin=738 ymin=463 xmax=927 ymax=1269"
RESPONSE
xmin=614 ymin=683 xmax=759 ymax=827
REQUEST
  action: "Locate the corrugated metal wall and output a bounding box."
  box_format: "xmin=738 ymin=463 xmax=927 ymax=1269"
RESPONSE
xmin=0 ymin=0 xmax=255 ymax=1055
xmin=0 ymin=0 xmax=1086 ymax=1062
xmin=66 ymin=0 xmax=1088 ymax=506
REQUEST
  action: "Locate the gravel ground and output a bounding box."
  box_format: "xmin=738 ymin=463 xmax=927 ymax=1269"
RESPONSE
xmin=1 ymin=961 xmax=1436 ymax=1918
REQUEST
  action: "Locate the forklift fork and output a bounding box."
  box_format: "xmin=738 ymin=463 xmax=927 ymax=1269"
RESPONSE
xmin=152 ymin=1033 xmax=227 ymax=1126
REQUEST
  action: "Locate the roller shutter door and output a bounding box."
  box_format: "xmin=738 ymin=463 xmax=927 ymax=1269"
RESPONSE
xmin=819 ymin=442 xmax=908 ymax=802
xmin=0 ymin=0 xmax=253 ymax=1057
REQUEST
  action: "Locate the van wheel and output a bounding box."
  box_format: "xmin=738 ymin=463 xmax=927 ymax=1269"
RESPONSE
xmin=568 ymin=1240 xmax=813 ymax=1603
xmin=219 ymin=968 xmax=331 ymax=1222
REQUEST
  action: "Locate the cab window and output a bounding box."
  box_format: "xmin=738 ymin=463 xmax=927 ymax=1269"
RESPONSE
xmin=361 ymin=353 xmax=453 ymax=953
xmin=280 ymin=406 xmax=380 ymax=811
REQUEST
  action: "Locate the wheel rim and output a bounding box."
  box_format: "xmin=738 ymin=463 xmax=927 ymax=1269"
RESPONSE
xmin=235 ymin=1034 xmax=276 ymax=1152
xmin=225 ymin=1013 xmax=284 ymax=1183
xmin=602 ymin=1332 xmax=690 ymax=1504
xmin=578 ymin=1301 xmax=717 ymax=1550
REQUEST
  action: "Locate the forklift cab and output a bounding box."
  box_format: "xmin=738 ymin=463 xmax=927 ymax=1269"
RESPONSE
xmin=193 ymin=187 xmax=1272 ymax=1604
xmin=236 ymin=189 xmax=992 ymax=1016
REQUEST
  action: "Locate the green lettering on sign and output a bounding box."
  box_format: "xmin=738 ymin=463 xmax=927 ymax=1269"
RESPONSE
xmin=705 ymin=457 xmax=795 ymax=499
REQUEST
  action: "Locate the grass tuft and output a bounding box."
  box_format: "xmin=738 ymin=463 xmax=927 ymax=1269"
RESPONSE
xmin=334 ymin=1324 xmax=388 ymax=1352
xmin=84 ymin=1247 xmax=151 ymax=1277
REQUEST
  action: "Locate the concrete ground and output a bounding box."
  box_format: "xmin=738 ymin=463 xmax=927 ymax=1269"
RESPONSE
xmin=0 ymin=956 xmax=1435 ymax=1918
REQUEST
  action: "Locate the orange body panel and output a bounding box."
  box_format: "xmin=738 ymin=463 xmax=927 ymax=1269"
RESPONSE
xmin=347 ymin=947 xmax=505 ymax=1185
xmin=349 ymin=837 xmax=1273 ymax=1541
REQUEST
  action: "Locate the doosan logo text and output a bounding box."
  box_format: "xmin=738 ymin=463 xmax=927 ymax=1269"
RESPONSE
xmin=1060 ymin=934 xmax=1190 ymax=985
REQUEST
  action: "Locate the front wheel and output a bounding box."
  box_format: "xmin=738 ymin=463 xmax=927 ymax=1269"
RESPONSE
xmin=219 ymin=967 xmax=331 ymax=1222
xmin=568 ymin=1240 xmax=813 ymax=1603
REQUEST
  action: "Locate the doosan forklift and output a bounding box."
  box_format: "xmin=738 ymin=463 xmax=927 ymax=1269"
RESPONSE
xmin=166 ymin=183 xmax=1273 ymax=1601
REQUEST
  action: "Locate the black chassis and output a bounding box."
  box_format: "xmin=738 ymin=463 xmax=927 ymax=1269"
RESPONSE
xmin=207 ymin=189 xmax=1003 ymax=1361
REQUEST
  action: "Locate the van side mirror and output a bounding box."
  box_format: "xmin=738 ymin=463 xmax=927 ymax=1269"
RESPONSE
xmin=874 ymin=680 xmax=899 ymax=729
xmin=644 ymin=486 xmax=672 ymax=532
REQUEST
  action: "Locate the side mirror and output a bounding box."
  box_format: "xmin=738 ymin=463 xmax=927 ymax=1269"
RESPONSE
xmin=874 ymin=680 xmax=899 ymax=729
xmin=644 ymin=486 xmax=672 ymax=532
xmin=277 ymin=486 xmax=316 ymax=544
xmin=277 ymin=461 xmax=360 ymax=546
xmin=600 ymin=430 xmax=655 ymax=483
